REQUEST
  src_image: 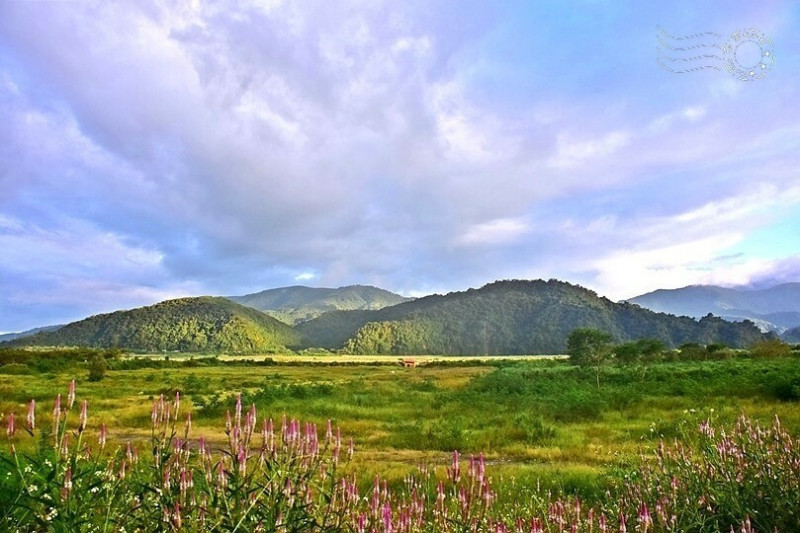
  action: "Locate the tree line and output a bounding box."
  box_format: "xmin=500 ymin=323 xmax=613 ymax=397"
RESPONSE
xmin=567 ymin=327 xmax=796 ymax=387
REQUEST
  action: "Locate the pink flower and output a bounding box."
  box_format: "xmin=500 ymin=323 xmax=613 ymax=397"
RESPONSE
xmin=67 ymin=380 xmax=76 ymax=410
xmin=78 ymin=400 xmax=88 ymax=432
xmin=26 ymin=399 xmax=35 ymax=431
xmin=6 ymin=413 xmax=14 ymax=437
xmin=53 ymin=394 xmax=62 ymax=419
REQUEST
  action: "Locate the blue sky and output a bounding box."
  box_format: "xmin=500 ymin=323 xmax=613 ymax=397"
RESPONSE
xmin=1 ymin=0 xmax=799 ymax=332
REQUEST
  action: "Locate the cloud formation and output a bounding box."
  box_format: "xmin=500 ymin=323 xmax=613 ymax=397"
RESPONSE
xmin=1 ymin=0 xmax=799 ymax=331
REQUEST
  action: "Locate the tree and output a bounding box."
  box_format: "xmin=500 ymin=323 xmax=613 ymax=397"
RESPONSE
xmin=87 ymin=354 xmax=107 ymax=382
xmin=567 ymin=328 xmax=612 ymax=387
xmin=614 ymin=338 xmax=665 ymax=379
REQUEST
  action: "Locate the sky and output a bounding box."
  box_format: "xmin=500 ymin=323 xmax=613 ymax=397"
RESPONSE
xmin=1 ymin=0 xmax=799 ymax=333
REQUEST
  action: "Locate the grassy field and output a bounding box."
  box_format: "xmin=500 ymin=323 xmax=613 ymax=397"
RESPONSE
xmin=3 ymin=352 xmax=799 ymax=497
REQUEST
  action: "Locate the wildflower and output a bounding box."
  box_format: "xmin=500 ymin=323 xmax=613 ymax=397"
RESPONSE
xmin=6 ymin=413 xmax=14 ymax=437
xmin=78 ymin=400 xmax=88 ymax=432
xmin=26 ymin=399 xmax=35 ymax=431
xmin=67 ymin=380 xmax=76 ymax=409
xmin=99 ymin=423 xmax=107 ymax=448
xmin=235 ymin=393 xmax=242 ymax=428
xmin=449 ymin=450 xmax=461 ymax=483
xmin=639 ymin=502 xmax=652 ymax=532
xmin=52 ymin=394 xmax=62 ymax=437
xmin=61 ymin=467 xmax=72 ymax=501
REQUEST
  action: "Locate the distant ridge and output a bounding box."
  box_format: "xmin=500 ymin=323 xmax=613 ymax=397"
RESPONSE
xmin=229 ymin=285 xmax=411 ymax=324
xmin=626 ymin=283 xmax=800 ymax=335
xmin=297 ymin=279 xmax=769 ymax=355
xmin=0 ymin=324 xmax=63 ymax=343
xmin=6 ymin=297 xmax=299 ymax=353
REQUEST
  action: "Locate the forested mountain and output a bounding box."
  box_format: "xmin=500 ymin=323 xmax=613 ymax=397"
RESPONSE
xmin=228 ymin=285 xmax=411 ymax=324
xmin=7 ymin=297 xmax=300 ymax=353
xmin=626 ymin=283 xmax=800 ymax=333
xmin=298 ymin=280 xmax=769 ymax=354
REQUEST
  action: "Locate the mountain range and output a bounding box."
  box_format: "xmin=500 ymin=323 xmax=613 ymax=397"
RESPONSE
xmin=3 ymin=280 xmax=772 ymax=355
xmin=625 ymin=283 xmax=800 ymax=334
xmin=229 ymin=285 xmax=411 ymax=324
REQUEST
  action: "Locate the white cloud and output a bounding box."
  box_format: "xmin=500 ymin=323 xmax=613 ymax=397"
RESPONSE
xmin=457 ymin=217 xmax=530 ymax=246
xmin=548 ymin=130 xmax=630 ymax=168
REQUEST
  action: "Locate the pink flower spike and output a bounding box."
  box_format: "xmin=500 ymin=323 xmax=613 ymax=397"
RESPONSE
xmin=67 ymin=380 xmax=76 ymax=410
xmin=235 ymin=393 xmax=242 ymax=426
xmin=99 ymin=423 xmax=107 ymax=448
xmin=78 ymin=400 xmax=88 ymax=432
xmin=53 ymin=394 xmax=62 ymax=418
xmin=6 ymin=414 xmax=15 ymax=437
xmin=27 ymin=399 xmax=35 ymax=431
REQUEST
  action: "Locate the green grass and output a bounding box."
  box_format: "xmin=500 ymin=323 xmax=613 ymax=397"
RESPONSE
xmin=2 ymin=353 xmax=799 ymax=499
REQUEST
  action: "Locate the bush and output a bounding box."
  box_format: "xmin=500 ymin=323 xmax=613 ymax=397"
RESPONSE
xmin=773 ymin=378 xmax=800 ymax=401
xmin=750 ymin=338 xmax=792 ymax=359
xmin=0 ymin=363 xmax=31 ymax=375
xmin=513 ymin=413 xmax=557 ymax=444
xmin=86 ymin=354 xmax=107 ymax=381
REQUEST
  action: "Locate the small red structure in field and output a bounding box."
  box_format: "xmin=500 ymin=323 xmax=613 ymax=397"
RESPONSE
xmin=399 ymin=358 xmax=417 ymax=368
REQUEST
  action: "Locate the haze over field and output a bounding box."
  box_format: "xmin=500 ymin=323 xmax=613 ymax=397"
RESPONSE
xmin=1 ymin=1 xmax=799 ymax=332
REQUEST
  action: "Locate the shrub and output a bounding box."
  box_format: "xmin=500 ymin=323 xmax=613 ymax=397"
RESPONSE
xmin=87 ymin=354 xmax=107 ymax=382
xmin=750 ymin=338 xmax=792 ymax=359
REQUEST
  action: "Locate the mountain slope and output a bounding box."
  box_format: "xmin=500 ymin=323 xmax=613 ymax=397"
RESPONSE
xmin=626 ymin=283 xmax=800 ymax=333
xmin=229 ymin=285 xmax=412 ymax=324
xmin=298 ymin=279 xmax=769 ymax=355
xmin=7 ymin=297 xmax=300 ymax=353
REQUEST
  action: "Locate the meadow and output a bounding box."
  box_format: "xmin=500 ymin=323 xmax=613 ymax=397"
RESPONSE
xmin=1 ymin=350 xmax=799 ymax=531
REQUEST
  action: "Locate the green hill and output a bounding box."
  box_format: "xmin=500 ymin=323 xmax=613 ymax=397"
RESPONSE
xmin=298 ymin=279 xmax=770 ymax=354
xmin=229 ymin=285 xmax=412 ymax=324
xmin=8 ymin=297 xmax=300 ymax=353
